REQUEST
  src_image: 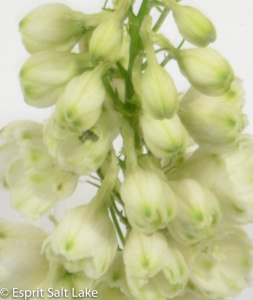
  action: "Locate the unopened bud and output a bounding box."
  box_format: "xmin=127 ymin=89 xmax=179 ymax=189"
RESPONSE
xmin=56 ymin=65 xmax=105 ymax=133
xmin=179 ymin=87 xmax=246 ymax=154
xmin=120 ymin=166 xmax=176 ymax=233
xmin=168 ymin=179 xmax=222 ymax=244
xmin=20 ymin=51 xmax=92 ymax=108
xmin=140 ymin=113 xmax=188 ymax=158
xmin=19 ymin=3 xmax=110 ymax=53
xmin=164 ymin=0 xmax=216 ymax=47
xmin=176 ymin=47 xmax=234 ymax=96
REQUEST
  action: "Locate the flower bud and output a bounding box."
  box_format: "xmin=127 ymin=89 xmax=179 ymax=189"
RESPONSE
xmin=135 ymin=62 xmax=179 ymax=119
xmin=140 ymin=113 xmax=188 ymax=158
xmin=168 ymin=179 xmax=222 ymax=244
xmin=43 ymin=158 xmax=119 ymax=279
xmin=164 ymin=0 xmax=216 ymax=47
xmin=20 ymin=51 xmax=92 ymax=108
xmin=44 ymin=109 xmax=118 ymax=176
xmin=56 ymin=65 xmax=105 ymax=133
xmin=176 ymin=48 xmax=234 ymax=96
xmin=123 ymin=230 xmax=188 ymax=299
xmin=134 ymin=16 xmax=179 ymax=119
xmin=89 ymin=0 xmax=130 ymax=63
xmin=43 ymin=201 xmax=118 ymax=279
xmin=191 ymin=229 xmax=253 ymax=297
xmin=120 ymin=166 xmax=176 ymax=234
xmin=179 ymin=87 xmax=246 ymax=154
xmin=89 ymin=17 xmax=124 ymax=63
xmin=0 ymin=221 xmax=48 ymax=289
xmin=0 ymin=121 xmax=78 ymax=221
xmin=19 ymin=3 xmax=110 ymax=53
xmin=166 ymin=148 xmax=253 ymax=224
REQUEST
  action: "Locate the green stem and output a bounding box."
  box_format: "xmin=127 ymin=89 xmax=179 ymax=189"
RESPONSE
xmin=152 ymin=7 xmax=170 ymax=32
xmin=126 ymin=0 xmax=153 ymax=99
xmin=102 ymin=74 xmax=126 ymax=113
xmin=109 ymin=204 xmax=125 ymax=246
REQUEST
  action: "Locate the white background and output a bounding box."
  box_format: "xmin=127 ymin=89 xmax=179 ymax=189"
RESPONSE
xmin=0 ymin=0 xmax=253 ymax=298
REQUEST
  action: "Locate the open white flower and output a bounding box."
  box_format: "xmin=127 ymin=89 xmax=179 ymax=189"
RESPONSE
xmin=123 ymin=230 xmax=188 ymax=299
xmin=0 ymin=221 xmax=48 ymax=289
xmin=191 ymin=228 xmax=253 ymax=298
xmin=0 ymin=121 xmax=78 ymax=221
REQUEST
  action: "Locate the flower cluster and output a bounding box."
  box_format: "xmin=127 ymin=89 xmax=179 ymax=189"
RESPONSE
xmin=1 ymin=0 xmax=253 ymax=299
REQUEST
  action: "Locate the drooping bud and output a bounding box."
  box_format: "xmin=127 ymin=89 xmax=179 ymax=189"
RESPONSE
xmin=44 ymin=108 xmax=118 ymax=176
xmin=164 ymin=0 xmax=216 ymax=47
xmin=43 ymin=155 xmax=119 ymax=279
xmin=0 ymin=221 xmax=48 ymax=289
xmin=19 ymin=3 xmax=111 ymax=53
xmin=123 ymin=230 xmax=188 ymax=299
xmin=179 ymin=87 xmax=246 ymax=154
xmin=133 ymin=16 xmax=179 ymax=119
xmin=20 ymin=51 xmax=92 ymax=108
xmin=175 ymin=47 xmax=234 ymax=96
xmin=89 ymin=0 xmax=131 ymax=63
xmin=0 ymin=121 xmax=78 ymax=221
xmin=168 ymin=179 xmax=222 ymax=244
xmin=191 ymin=229 xmax=253 ymax=298
xmin=120 ymin=165 xmax=176 ymax=234
xmin=56 ymin=65 xmax=106 ymax=133
xmin=140 ymin=113 xmax=188 ymax=158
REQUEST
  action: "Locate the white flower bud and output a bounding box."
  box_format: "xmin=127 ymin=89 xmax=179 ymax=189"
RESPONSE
xmin=44 ymin=109 xmax=118 ymax=176
xmin=164 ymin=0 xmax=216 ymax=47
xmin=191 ymin=229 xmax=253 ymax=297
xmin=89 ymin=18 xmax=124 ymax=63
xmin=140 ymin=113 xmax=188 ymax=158
xmin=123 ymin=230 xmax=188 ymax=299
xmin=179 ymin=87 xmax=246 ymax=154
xmin=56 ymin=65 xmax=105 ymax=133
xmin=20 ymin=51 xmax=92 ymax=108
xmin=138 ymin=63 xmax=179 ymax=119
xmin=44 ymin=202 xmax=117 ymax=279
xmin=89 ymin=0 xmax=130 ymax=63
xmin=134 ymin=16 xmax=179 ymax=119
xmin=43 ymin=159 xmax=119 ymax=279
xmin=0 ymin=221 xmax=48 ymax=289
xmin=166 ymin=148 xmax=253 ymax=224
xmin=168 ymin=179 xmax=222 ymax=244
xmin=0 ymin=121 xmax=78 ymax=221
xmin=120 ymin=166 xmax=176 ymax=234
xmin=19 ymin=3 xmax=111 ymax=53
xmin=176 ymin=48 xmax=234 ymax=96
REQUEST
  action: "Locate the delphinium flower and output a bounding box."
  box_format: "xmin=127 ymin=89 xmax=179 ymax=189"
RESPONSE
xmin=1 ymin=0 xmax=253 ymax=299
